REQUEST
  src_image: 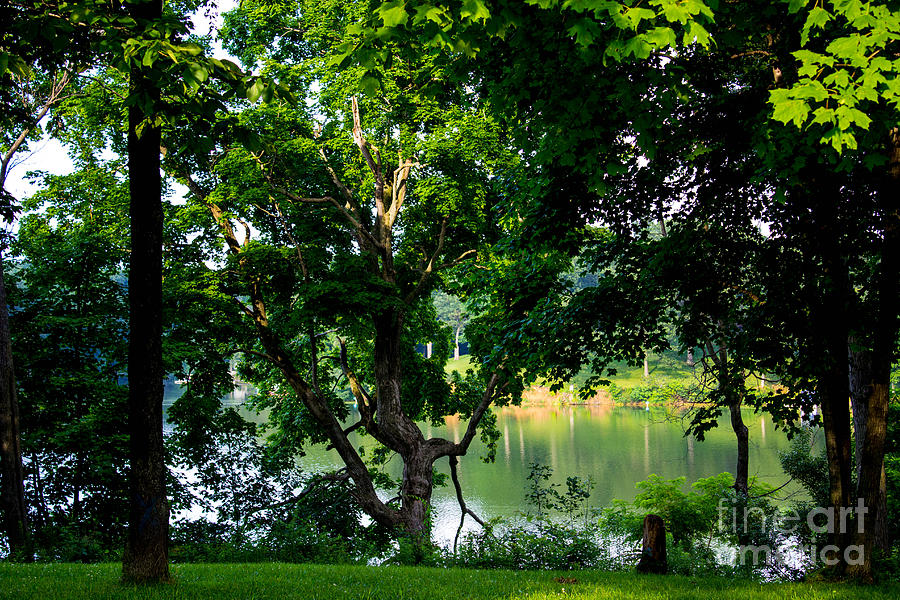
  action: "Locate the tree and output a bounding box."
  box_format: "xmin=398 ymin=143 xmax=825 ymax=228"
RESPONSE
xmin=368 ymin=0 xmax=899 ymax=579
xmin=7 ymin=164 xmax=131 ymax=560
xmin=154 ymin=0 xmax=527 ymax=549
xmin=433 ymin=291 xmax=470 ymax=360
xmin=119 ymin=0 xmax=172 ymax=582
xmin=0 ymin=50 xmax=79 ymax=562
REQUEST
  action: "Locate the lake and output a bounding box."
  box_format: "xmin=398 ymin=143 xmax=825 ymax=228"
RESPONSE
xmin=163 ymin=383 xmax=800 ymax=545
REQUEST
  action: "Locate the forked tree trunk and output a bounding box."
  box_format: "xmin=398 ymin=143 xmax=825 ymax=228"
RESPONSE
xmin=0 ymin=252 xmax=31 ymax=560
xmin=122 ymin=0 xmax=169 ymax=582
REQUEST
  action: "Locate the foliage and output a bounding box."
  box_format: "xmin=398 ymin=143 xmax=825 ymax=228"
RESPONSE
xmin=607 ymin=380 xmax=699 ymax=407
xmin=451 ymin=518 xmax=617 ymax=571
xmin=769 ymin=0 xmax=900 ymax=153
xmin=6 ymin=165 xmax=130 ymax=561
xmin=601 ymin=473 xmax=779 ymax=559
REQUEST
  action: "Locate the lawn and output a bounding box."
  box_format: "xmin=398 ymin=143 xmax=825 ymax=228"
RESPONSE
xmin=445 ymin=354 xmax=473 ymax=375
xmin=1 ymin=563 xmax=898 ymax=600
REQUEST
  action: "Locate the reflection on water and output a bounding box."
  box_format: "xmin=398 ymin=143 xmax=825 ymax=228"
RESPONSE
xmin=164 ymin=383 xmax=797 ymax=545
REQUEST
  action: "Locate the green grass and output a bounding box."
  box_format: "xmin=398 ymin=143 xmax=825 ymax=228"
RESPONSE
xmin=445 ymin=354 xmax=473 ymax=375
xmin=567 ymin=352 xmax=697 ymax=392
xmin=1 ymin=563 xmax=898 ymax=600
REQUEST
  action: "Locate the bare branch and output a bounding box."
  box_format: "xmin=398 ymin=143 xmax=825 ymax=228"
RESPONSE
xmin=456 ymin=367 xmax=504 ymax=453
xmin=1 ymin=70 xmax=73 ymax=188
xmin=405 ymin=218 xmax=448 ymax=304
xmin=387 ymin=157 xmax=419 ymax=229
xmin=338 ymin=337 xmax=376 ymax=424
xmin=351 ymin=97 xmax=386 ymax=234
xmin=317 ymin=147 xmax=362 ymax=218
xmin=236 ymin=217 xmax=252 ymax=248
xmin=437 ymin=249 xmax=477 ymax=271
xmin=269 ymin=183 xmax=381 ymax=251
xmin=450 ymin=455 xmax=488 ymax=554
xmin=730 ymin=50 xmax=772 ymax=59
xmin=233 ymin=347 xmax=278 ymax=364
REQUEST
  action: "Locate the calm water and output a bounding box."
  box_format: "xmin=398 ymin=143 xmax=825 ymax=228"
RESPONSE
xmin=163 ymin=383 xmax=798 ymax=544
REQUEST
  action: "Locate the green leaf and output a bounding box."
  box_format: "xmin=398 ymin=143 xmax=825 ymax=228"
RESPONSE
xmin=683 ymin=21 xmax=711 ymax=47
xmin=142 ymin=48 xmax=156 ymax=67
xmin=793 ymin=80 xmax=828 ymax=102
xmin=568 ymin=19 xmax=599 ymax=46
xmin=810 ymin=106 xmax=836 ymax=126
xmin=376 ymin=1 xmax=409 ymax=27
xmin=801 ymin=7 xmax=833 ymax=45
xmin=414 ymin=4 xmax=447 ymax=25
xmin=825 ymin=35 xmax=862 ymax=59
xmin=461 ymin=0 xmax=491 ymax=22
xmin=787 ymin=0 xmax=811 ymax=14
xmin=360 ymin=75 xmax=382 ymax=96
xmin=770 ymin=89 xmax=810 ymax=128
xmin=246 ymin=79 xmax=264 ymax=103
xmin=187 ymin=62 xmax=209 ymax=84
xmin=644 ymin=26 xmax=677 ymax=49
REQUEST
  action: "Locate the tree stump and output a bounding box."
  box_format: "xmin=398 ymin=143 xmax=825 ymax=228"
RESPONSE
xmin=636 ymin=514 xmax=668 ymax=574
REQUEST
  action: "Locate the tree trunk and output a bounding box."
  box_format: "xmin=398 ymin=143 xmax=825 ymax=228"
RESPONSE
xmin=0 ymin=251 xmax=31 ymax=560
xmin=454 ymin=323 xmax=461 ymax=361
xmin=728 ymin=395 xmax=749 ymax=498
xmin=816 ymin=208 xmax=854 ymax=572
xmin=846 ymin=128 xmax=900 ymax=581
xmin=122 ymin=0 xmax=169 ymax=581
xmin=636 ymin=514 xmax=667 ymax=574
xmin=643 ymin=351 xmax=650 ymax=378
xmin=373 ymin=309 xmax=436 ymax=543
xmin=848 ymin=344 xmax=888 ymax=554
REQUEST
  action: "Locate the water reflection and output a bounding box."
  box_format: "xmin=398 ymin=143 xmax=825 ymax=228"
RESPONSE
xmin=164 ymin=384 xmax=797 ymax=546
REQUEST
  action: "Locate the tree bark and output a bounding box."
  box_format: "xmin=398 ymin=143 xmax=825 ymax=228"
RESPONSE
xmin=846 ymin=128 xmax=900 ymax=581
xmin=122 ymin=0 xmax=169 ymax=582
xmin=848 ymin=343 xmax=888 ymax=555
xmin=636 ymin=514 xmax=667 ymax=574
xmin=728 ymin=394 xmax=749 ymax=498
xmin=815 ymin=183 xmax=854 ymax=572
xmin=0 ymin=251 xmax=31 ymax=560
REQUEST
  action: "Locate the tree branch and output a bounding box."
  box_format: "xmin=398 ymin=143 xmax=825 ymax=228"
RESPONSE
xmin=1 ymin=70 xmax=72 ymax=188
xmin=437 ymin=249 xmax=477 ymax=271
xmin=405 ymin=218 xmax=448 ymax=304
xmin=450 ymin=455 xmax=488 ymax=554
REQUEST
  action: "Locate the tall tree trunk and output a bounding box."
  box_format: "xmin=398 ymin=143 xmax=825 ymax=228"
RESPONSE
xmin=0 ymin=251 xmax=31 ymax=560
xmin=816 ymin=201 xmax=854 ymax=572
xmin=122 ymin=0 xmax=169 ymax=581
xmin=847 ymin=128 xmax=900 ymax=580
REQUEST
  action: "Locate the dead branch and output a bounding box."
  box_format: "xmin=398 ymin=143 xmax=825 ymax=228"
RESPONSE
xmin=450 ymin=455 xmax=488 ymax=554
xmin=437 ymin=249 xmax=477 ymax=271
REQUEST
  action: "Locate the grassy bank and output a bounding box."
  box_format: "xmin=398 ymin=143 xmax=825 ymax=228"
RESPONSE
xmin=1 ymin=563 xmax=898 ymax=600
